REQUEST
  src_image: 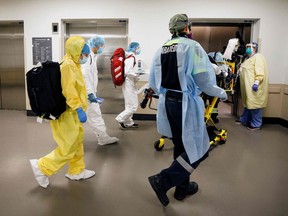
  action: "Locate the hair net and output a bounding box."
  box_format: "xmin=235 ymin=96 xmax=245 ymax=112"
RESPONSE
xmin=208 ymin=52 xmax=225 ymax=63
xmin=81 ymin=43 xmax=90 ymax=55
xmin=215 ymin=52 xmax=224 ymax=63
xmin=169 ymin=14 xmax=189 ymax=34
xmin=127 ymin=42 xmax=139 ymax=52
xmin=87 ymin=36 xmax=105 ymax=48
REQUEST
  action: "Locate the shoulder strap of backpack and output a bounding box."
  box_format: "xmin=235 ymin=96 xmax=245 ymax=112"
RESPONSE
xmin=126 ymin=54 xmax=136 ymax=67
xmin=89 ymin=54 xmax=92 ymax=65
xmin=214 ymin=52 xmax=217 ymax=61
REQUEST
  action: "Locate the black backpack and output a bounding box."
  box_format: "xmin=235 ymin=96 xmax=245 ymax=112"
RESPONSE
xmin=26 ymin=61 xmax=66 ymax=120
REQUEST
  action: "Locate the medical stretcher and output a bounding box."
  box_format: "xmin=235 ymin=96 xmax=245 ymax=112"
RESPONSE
xmin=140 ymin=88 xmax=228 ymax=151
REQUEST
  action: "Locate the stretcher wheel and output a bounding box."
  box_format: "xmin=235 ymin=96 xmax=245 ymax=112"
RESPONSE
xmin=219 ymin=130 xmax=227 ymax=144
xmin=154 ymin=138 xmax=165 ymax=151
xmin=219 ymin=138 xmax=226 ymax=144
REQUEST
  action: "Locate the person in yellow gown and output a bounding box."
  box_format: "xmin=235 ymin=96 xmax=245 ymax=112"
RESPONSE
xmin=237 ymin=42 xmax=269 ymax=130
xmin=30 ymin=36 xmax=95 ymax=188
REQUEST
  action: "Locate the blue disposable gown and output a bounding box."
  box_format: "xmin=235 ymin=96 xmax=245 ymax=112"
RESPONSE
xmin=149 ymin=37 xmax=227 ymax=163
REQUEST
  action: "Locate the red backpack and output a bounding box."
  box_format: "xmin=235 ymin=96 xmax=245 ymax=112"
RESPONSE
xmin=110 ymin=48 xmax=135 ymax=86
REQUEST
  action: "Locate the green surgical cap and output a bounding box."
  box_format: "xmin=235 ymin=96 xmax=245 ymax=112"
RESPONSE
xmin=169 ymin=14 xmax=189 ymax=34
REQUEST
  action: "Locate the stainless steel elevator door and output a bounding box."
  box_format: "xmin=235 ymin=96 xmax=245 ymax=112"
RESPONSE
xmin=64 ymin=19 xmax=128 ymax=114
xmin=191 ymin=22 xmax=251 ymax=53
xmin=0 ymin=22 xmax=25 ymax=110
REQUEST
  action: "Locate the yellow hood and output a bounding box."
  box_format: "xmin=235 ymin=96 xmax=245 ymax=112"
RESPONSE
xmin=65 ymin=36 xmax=85 ymax=63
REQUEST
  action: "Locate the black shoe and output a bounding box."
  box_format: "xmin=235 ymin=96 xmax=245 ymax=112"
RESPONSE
xmin=235 ymin=119 xmax=242 ymax=124
xmin=148 ymin=174 xmax=169 ymax=206
xmin=130 ymin=123 xmax=139 ymax=128
xmin=247 ymin=125 xmax=261 ymax=130
xmin=174 ymin=181 xmax=199 ymax=201
xmin=119 ymin=122 xmax=127 ymax=129
xmin=124 ymin=123 xmax=139 ymax=128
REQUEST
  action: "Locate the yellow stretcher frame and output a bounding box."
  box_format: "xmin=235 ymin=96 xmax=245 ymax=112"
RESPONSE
xmin=204 ymin=96 xmax=227 ymax=146
xmin=154 ymin=95 xmax=228 ymax=151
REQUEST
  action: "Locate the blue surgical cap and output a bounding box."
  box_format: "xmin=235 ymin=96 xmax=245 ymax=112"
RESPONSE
xmin=81 ymin=43 xmax=90 ymax=55
xmin=87 ymin=36 xmax=105 ymax=48
xmin=127 ymin=42 xmax=139 ymax=52
xmin=208 ymin=52 xmax=225 ymax=63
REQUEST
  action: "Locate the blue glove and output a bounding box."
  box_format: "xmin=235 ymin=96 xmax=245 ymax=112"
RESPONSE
xmin=220 ymin=95 xmax=228 ymax=102
xmin=219 ymin=91 xmax=228 ymax=101
xmin=252 ymin=84 xmax=258 ymax=92
xmin=88 ymin=93 xmax=97 ymax=103
xmin=76 ymin=108 xmax=87 ymax=123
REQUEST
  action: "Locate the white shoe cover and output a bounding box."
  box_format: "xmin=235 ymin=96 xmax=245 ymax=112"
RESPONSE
xmin=98 ymin=135 xmax=119 ymax=145
xmin=29 ymin=159 xmax=49 ymax=188
xmin=65 ymin=169 xmax=95 ymax=181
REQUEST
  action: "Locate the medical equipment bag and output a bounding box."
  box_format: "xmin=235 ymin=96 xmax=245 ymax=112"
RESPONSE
xmin=26 ymin=61 xmax=66 ymax=120
xmin=110 ymin=48 xmax=135 ymax=86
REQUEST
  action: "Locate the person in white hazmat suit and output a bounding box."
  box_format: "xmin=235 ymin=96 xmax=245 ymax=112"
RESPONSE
xmin=236 ymin=42 xmax=268 ymax=130
xmin=81 ymin=36 xmax=119 ymax=145
xmin=115 ymin=42 xmax=141 ymax=129
xmin=148 ymin=14 xmax=227 ymax=206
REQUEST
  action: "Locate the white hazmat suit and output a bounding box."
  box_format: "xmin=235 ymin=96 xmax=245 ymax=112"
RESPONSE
xmin=81 ymin=50 xmax=119 ymax=145
xmin=115 ymin=51 xmax=139 ymax=127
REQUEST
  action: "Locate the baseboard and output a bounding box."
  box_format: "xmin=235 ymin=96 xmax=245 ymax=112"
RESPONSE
xmin=27 ymin=110 xmax=36 ymax=116
xmin=27 ymin=110 xmax=157 ymax=120
xmin=133 ymin=114 xmax=288 ymax=128
xmin=26 ymin=110 xmax=288 ymax=128
xmin=263 ymin=117 xmax=288 ymax=128
xmin=133 ymin=113 xmax=156 ymax=121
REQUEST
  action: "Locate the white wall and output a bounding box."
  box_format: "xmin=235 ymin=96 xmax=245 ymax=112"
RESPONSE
xmin=1 ymin=0 xmax=288 ymax=107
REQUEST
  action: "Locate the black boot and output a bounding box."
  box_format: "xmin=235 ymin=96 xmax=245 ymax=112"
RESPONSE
xmin=148 ymin=174 xmax=169 ymax=206
xmin=174 ymin=181 xmax=199 ymax=201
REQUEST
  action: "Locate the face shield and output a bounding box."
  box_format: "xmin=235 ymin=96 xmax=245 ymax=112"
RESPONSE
xmin=246 ymin=42 xmax=258 ymax=55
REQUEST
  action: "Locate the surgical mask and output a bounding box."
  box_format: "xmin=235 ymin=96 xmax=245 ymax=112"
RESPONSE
xmin=79 ymin=55 xmax=89 ymax=64
xmin=136 ymin=49 xmax=141 ymax=55
xmin=245 ymin=47 xmax=252 ymax=55
xmin=97 ymin=47 xmax=104 ymax=54
xmin=187 ymin=32 xmax=193 ymax=39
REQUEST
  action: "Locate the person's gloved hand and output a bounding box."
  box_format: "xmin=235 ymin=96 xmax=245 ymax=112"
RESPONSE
xmin=220 ymin=95 xmax=228 ymax=102
xmin=76 ymin=107 xmax=87 ymax=123
xmin=95 ymin=97 xmax=104 ymax=104
xmin=252 ymin=84 xmax=259 ymax=92
xmin=219 ymin=90 xmax=228 ymax=102
xmin=252 ymin=80 xmax=260 ymax=92
xmin=88 ymin=93 xmax=97 ymax=103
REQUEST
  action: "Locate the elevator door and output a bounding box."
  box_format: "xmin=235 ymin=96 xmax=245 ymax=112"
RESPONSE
xmin=0 ymin=22 xmax=25 ymax=110
xmin=191 ymin=22 xmax=252 ymax=116
xmin=64 ymin=19 xmax=128 ymax=114
xmin=192 ymin=23 xmax=251 ymax=53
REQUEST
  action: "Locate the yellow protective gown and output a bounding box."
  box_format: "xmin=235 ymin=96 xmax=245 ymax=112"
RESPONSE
xmin=239 ymin=53 xmax=268 ymax=109
xmin=38 ymin=36 xmax=88 ymax=176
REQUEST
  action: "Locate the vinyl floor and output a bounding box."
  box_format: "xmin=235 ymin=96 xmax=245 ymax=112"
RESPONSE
xmin=0 ymin=109 xmax=288 ymax=216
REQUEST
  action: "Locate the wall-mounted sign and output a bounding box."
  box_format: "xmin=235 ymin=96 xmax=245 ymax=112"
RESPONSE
xmin=32 ymin=37 xmax=52 ymax=65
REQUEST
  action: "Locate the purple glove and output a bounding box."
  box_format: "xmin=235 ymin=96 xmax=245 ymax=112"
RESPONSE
xmin=252 ymin=84 xmax=258 ymax=92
